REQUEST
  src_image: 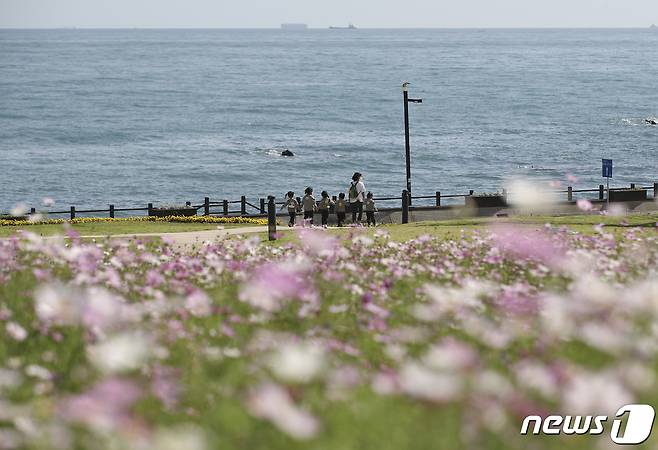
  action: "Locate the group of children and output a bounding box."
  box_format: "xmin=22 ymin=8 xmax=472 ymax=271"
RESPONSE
xmin=281 ymin=187 xmax=377 ymax=227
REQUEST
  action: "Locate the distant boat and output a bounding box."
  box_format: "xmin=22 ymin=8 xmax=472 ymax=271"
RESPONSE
xmin=281 ymin=23 xmax=308 ymax=30
xmin=329 ymin=24 xmax=357 ymax=30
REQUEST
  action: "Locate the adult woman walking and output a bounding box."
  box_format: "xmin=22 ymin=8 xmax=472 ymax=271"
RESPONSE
xmin=349 ymin=172 xmax=366 ymax=224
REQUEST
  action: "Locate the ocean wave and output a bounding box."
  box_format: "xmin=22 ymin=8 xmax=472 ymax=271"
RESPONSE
xmin=621 ymin=117 xmax=657 ymax=126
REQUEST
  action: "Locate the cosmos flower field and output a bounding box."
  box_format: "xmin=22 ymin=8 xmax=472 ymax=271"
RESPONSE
xmin=1 ymin=222 xmax=657 ymax=449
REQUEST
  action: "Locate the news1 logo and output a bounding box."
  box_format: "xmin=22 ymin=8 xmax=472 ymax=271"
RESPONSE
xmin=521 ymin=404 xmax=655 ymax=445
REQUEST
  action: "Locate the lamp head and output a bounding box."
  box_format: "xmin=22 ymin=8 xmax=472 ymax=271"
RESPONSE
xmin=402 ymin=82 xmax=409 ymax=92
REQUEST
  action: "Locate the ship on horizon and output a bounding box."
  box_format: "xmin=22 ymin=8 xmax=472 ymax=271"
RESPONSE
xmin=281 ymin=23 xmax=308 ymax=30
xmin=329 ymin=23 xmax=357 ymax=30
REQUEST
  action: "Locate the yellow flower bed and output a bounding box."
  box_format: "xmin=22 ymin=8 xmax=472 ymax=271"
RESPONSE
xmin=0 ymin=215 xmax=268 ymax=227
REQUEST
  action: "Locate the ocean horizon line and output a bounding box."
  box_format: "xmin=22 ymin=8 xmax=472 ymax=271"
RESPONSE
xmin=1 ymin=26 xmax=656 ymax=31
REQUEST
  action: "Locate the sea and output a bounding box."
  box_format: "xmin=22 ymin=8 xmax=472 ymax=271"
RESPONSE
xmin=1 ymin=28 xmax=657 ymax=211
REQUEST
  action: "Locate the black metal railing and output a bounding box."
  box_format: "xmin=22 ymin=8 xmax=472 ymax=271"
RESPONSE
xmin=2 ymin=182 xmax=656 ymax=221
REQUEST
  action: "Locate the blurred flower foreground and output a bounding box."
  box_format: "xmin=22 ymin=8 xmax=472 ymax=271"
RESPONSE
xmin=0 ymin=224 xmax=657 ymax=450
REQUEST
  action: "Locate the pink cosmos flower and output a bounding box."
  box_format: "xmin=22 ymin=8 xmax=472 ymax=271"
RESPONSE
xmin=495 ymin=283 xmax=539 ymax=316
xmin=81 ymin=287 xmax=125 ymax=332
xmin=146 ymin=269 xmax=165 ymax=287
xmin=239 ymin=260 xmax=315 ymax=312
xmin=489 ymin=224 xmax=565 ymax=268
xmin=58 ymin=378 xmax=142 ymax=432
xmin=296 ymin=228 xmax=338 ymax=256
xmin=576 ymin=199 xmax=593 ymax=212
xmin=151 ymin=365 xmax=181 ymax=410
xmin=185 ymin=290 xmax=212 ymax=317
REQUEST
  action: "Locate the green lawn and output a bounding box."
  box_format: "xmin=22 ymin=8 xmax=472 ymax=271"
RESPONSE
xmin=263 ymin=212 xmax=658 ymax=243
xmin=0 ymin=220 xmax=259 ymax=238
xmin=2 ymin=212 xmax=655 ymax=243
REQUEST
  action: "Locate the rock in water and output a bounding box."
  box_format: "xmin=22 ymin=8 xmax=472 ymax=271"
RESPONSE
xmin=281 ymin=149 xmax=295 ymax=157
xmin=645 ymin=119 xmax=657 ymax=125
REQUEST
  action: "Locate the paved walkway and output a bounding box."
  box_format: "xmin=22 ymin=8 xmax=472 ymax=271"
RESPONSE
xmin=42 ymin=225 xmax=270 ymax=250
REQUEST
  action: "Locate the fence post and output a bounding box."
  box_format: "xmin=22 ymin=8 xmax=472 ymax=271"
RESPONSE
xmin=260 ymin=198 xmax=265 ymax=214
xmin=567 ymin=186 xmax=573 ymax=202
xmin=204 ymin=197 xmax=210 ymax=216
xmin=402 ymin=190 xmax=409 ymax=224
xmin=267 ymin=196 xmax=277 ymax=241
xmin=599 ymin=185 xmax=604 ymax=200
xmin=435 ymin=191 xmax=441 ymax=207
xmin=223 ymin=200 xmax=228 ymax=216
xmin=70 ymin=206 xmax=75 ymax=220
xmin=241 ymin=196 xmax=247 ymax=216
xmin=148 ymin=203 xmax=153 ymax=216
xmin=502 ymin=188 xmax=507 ymax=203
xmin=654 ymin=182 xmax=658 ymax=199
xmin=109 ymin=204 xmax=115 ymax=218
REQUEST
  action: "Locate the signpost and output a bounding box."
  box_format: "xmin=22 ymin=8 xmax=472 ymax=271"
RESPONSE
xmin=602 ymin=159 xmax=613 ymax=206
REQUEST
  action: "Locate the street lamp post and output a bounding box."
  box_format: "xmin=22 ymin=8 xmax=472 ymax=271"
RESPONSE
xmin=402 ymin=82 xmax=422 ymax=202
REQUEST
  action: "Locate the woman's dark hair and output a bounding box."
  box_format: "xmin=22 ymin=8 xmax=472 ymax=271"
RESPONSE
xmin=305 ymin=186 xmax=313 ymax=195
xmin=338 ymin=192 xmax=345 ymax=199
xmin=351 ymin=172 xmax=362 ymax=182
xmin=321 ymin=190 xmax=329 ymax=198
xmin=367 ymin=191 xmax=373 ymax=198
xmin=287 ymin=191 xmax=294 ymax=198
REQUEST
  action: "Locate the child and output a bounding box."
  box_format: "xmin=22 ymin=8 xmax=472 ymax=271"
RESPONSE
xmin=301 ymin=187 xmax=317 ymax=225
xmin=318 ymin=191 xmax=334 ymax=228
xmin=335 ymin=193 xmax=347 ymax=227
xmin=365 ymin=192 xmax=377 ymax=226
xmin=280 ymin=191 xmax=299 ymax=227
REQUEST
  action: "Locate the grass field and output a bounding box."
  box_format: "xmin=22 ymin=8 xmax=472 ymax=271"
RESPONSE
xmin=375 ymin=212 xmax=658 ymax=239
xmin=2 ymin=212 xmax=656 ymax=241
xmin=0 ymin=220 xmax=261 ymax=238
xmin=0 ymin=214 xmax=657 ymax=449
xmin=265 ymin=212 xmax=658 ymax=243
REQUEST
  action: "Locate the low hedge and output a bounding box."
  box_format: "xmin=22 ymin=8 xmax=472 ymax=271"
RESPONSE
xmin=0 ymin=215 xmax=268 ymax=227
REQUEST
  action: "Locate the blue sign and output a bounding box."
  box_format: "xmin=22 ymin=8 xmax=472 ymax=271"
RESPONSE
xmin=602 ymin=159 xmax=613 ymax=178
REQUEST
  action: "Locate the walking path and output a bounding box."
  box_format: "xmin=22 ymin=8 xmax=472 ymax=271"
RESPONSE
xmin=29 ymin=225 xmax=271 ymax=250
xmin=89 ymin=225 xmax=268 ymax=247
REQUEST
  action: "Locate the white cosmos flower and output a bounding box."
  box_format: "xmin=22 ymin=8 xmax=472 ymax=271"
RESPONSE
xmin=562 ymin=371 xmax=633 ymax=416
xmin=398 ymin=362 xmax=462 ymax=403
xmin=87 ymin=332 xmax=151 ymax=374
xmin=10 ymin=203 xmax=27 ymax=217
xmin=5 ymin=322 xmax=27 ymax=341
xmin=268 ymin=341 xmax=326 ymax=383
xmin=34 ymin=283 xmax=83 ymax=325
xmin=248 ymin=383 xmax=320 ymax=440
xmin=505 ymin=178 xmax=559 ymax=213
